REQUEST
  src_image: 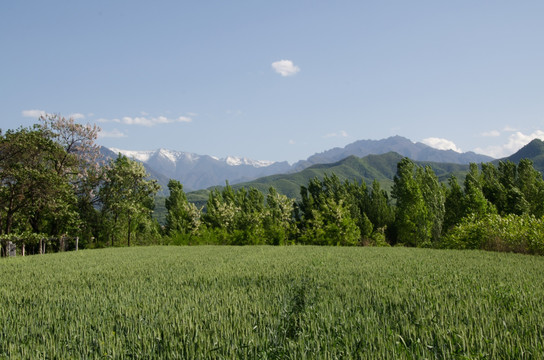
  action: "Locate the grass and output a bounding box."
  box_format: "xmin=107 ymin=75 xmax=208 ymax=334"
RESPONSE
xmin=1 ymin=246 xmax=543 ymax=359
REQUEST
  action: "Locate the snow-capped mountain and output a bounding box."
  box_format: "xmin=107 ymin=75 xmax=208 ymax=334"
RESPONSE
xmin=103 ymin=147 xmax=291 ymax=191
xmin=101 ymin=136 xmax=496 ymax=193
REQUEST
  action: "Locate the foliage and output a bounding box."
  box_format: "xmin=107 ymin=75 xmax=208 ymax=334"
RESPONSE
xmin=1 ymin=246 xmax=543 ymax=358
xmin=263 ymin=187 xmax=296 ymax=245
xmin=202 ymin=183 xmax=297 ymax=245
xmin=391 ymin=158 xmax=432 ymax=246
xmin=98 ymin=154 xmax=161 ymax=246
xmin=441 ymin=213 xmax=544 ymax=255
xmin=0 ymin=126 xmax=77 ymax=236
xmin=165 ymin=180 xmax=201 ymax=236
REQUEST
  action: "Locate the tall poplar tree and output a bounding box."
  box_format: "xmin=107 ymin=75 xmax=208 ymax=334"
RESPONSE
xmin=165 ymin=179 xmax=200 ymax=236
xmin=99 ymin=154 xmax=160 ymax=246
xmin=391 ymin=158 xmax=429 ymax=246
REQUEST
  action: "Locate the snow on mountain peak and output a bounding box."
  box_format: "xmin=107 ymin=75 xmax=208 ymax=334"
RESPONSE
xmin=108 ymin=147 xmax=274 ymax=168
xmin=224 ymin=156 xmax=274 ymax=167
xmin=158 ymin=148 xmax=178 ymax=163
xmin=109 ymin=148 xmax=154 ymax=162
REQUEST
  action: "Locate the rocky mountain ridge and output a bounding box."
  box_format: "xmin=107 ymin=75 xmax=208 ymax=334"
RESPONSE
xmin=103 ymin=135 xmax=499 ymax=191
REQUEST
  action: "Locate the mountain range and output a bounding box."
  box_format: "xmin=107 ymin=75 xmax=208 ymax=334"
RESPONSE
xmin=185 ymin=138 xmax=544 ymax=206
xmin=102 ymin=135 xmax=495 ymax=192
xmin=290 ymin=135 xmax=494 ymax=171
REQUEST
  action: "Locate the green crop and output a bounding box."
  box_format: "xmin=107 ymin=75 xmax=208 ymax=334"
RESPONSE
xmin=1 ymin=246 xmax=543 ymax=359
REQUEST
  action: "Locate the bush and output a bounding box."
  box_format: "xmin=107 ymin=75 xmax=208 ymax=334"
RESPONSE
xmin=441 ymin=214 xmax=544 ymax=255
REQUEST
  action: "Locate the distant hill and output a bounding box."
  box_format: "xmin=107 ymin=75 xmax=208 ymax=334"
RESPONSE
xmin=101 ymin=135 xmax=495 ymax=193
xmin=502 ymin=139 xmax=544 ymax=169
xmin=291 ymin=136 xmax=494 ymax=171
xmin=187 ymin=139 xmax=544 ymax=204
xmin=187 ymin=152 xmax=471 ymax=205
xmin=101 ymin=147 xmax=291 ymax=192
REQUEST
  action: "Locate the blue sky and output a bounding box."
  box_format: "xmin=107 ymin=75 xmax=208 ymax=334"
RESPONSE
xmin=1 ymin=1 xmax=543 ymax=163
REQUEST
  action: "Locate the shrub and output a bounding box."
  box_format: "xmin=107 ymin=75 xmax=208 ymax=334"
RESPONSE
xmin=441 ymin=213 xmax=544 ymax=255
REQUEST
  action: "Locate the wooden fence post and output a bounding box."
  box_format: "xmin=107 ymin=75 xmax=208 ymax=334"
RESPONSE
xmin=39 ymin=238 xmax=43 ymax=255
xmin=75 ymin=237 xmax=79 ymax=251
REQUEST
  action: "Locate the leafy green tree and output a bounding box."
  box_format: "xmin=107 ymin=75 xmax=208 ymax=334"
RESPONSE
xmin=300 ymin=197 xmax=360 ymax=246
xmin=38 ymin=114 xmax=103 ymax=244
xmin=517 ymin=159 xmax=544 ymax=217
xmin=232 ymin=187 xmax=265 ymax=245
xmin=263 ymin=187 xmax=296 ymax=245
xmin=463 ymin=163 xmax=494 ymax=218
xmin=391 ymin=158 xmax=430 ymax=246
xmin=480 ymin=163 xmax=505 ymax=213
xmin=202 ymin=183 xmax=267 ymax=244
xmin=165 ymin=179 xmax=200 ymax=236
xmin=297 ymin=175 xmax=365 ymax=243
xmin=417 ymin=165 xmax=445 ymax=244
xmin=497 ymin=160 xmax=532 ymax=215
xmin=367 ymin=180 xmax=395 ymax=235
xmin=443 ymin=175 xmax=465 ymax=231
xmin=99 ymin=154 xmax=160 ymax=246
xmin=0 ymin=126 xmax=75 ymax=236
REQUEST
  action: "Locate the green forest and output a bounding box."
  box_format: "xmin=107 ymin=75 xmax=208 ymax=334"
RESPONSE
xmin=2 ymin=116 xmax=544 ymax=256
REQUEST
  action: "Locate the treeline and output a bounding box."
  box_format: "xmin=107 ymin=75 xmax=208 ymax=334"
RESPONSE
xmin=163 ymin=158 xmax=544 ymax=255
xmin=2 ymin=117 xmax=544 ymax=256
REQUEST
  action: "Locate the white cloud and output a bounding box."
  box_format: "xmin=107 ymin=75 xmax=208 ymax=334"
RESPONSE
xmin=271 ymin=60 xmax=300 ymax=77
xmin=22 ymin=109 xmax=47 ymax=118
xmin=421 ymin=137 xmax=462 ymax=153
xmin=323 ymin=130 xmax=349 ymax=138
xmin=288 ymin=139 xmax=296 ymax=145
xmin=482 ymin=130 xmax=500 ymax=137
xmin=120 ymin=117 xmax=154 ymax=126
xmin=177 ymin=116 xmax=192 ymax=123
xmin=69 ymin=113 xmax=85 ymax=120
xmin=475 ymin=130 xmax=544 ymax=158
xmin=503 ymin=126 xmax=518 ymax=132
xmin=105 ymin=115 xmax=193 ymax=127
xmin=23 ymin=110 xmax=87 ymax=120
xmin=98 ymin=129 xmax=127 ymax=138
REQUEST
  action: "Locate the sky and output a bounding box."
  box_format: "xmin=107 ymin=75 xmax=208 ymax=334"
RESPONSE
xmin=1 ymin=1 xmax=544 ymax=163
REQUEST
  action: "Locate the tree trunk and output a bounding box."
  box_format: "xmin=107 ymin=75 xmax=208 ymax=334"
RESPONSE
xmin=112 ymin=214 xmax=118 ymax=247
xmin=5 ymin=210 xmax=14 ymax=235
xmin=127 ymin=216 xmax=131 ymax=247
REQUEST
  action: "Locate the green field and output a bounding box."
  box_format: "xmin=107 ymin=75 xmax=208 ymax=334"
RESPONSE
xmin=1 ymin=246 xmax=543 ymax=359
